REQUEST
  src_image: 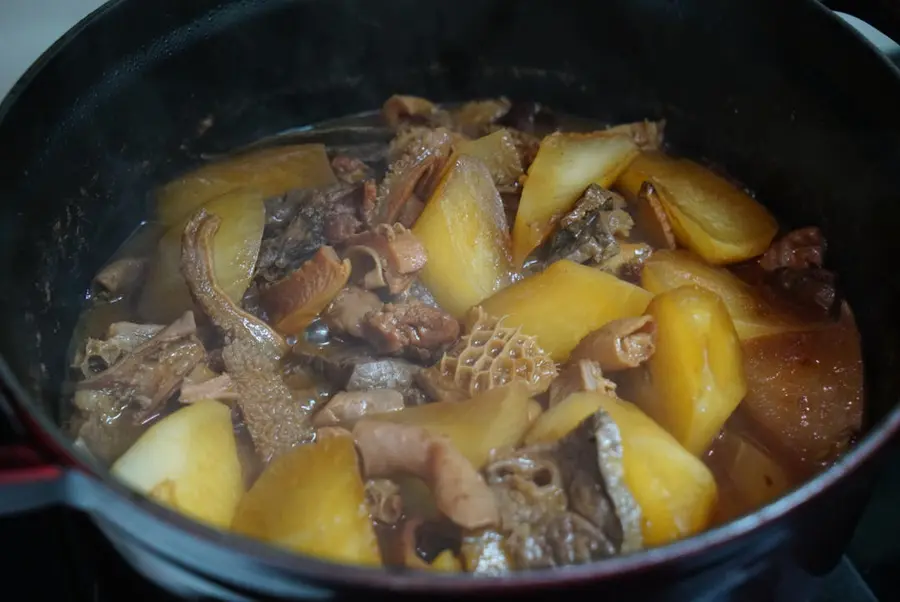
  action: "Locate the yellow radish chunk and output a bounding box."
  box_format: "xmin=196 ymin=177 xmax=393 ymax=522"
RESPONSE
xmin=413 ymin=155 xmax=515 ymax=317
xmin=157 ymin=144 xmax=336 ymax=226
xmin=511 ymin=132 xmax=638 ymax=266
xmin=360 ymin=384 xmax=538 ymax=469
xmin=524 ymin=390 xmax=617 ymax=446
xmin=455 ymin=129 xmax=524 ymax=188
xmin=231 ymin=436 xmax=381 ymax=566
xmin=617 ymin=151 xmax=777 ymax=264
xmin=593 ymin=394 xmax=718 ymax=547
xmin=480 ymin=259 xmax=653 ymax=361
xmin=641 ymin=249 xmax=821 ymax=340
xmin=111 ymin=400 xmax=243 ymax=529
xmin=706 ymin=429 xmax=795 ymax=524
xmin=139 ymin=189 xmax=264 ymax=323
xmin=741 ymin=321 xmax=863 ymax=472
xmin=631 ymin=286 xmax=746 ymax=456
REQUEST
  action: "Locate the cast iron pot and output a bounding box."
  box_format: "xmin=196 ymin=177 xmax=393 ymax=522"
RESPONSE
xmin=2 ymin=0 xmax=900 ymax=599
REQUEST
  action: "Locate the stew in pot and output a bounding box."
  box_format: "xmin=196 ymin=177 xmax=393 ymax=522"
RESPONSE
xmin=64 ymin=95 xmax=863 ymax=573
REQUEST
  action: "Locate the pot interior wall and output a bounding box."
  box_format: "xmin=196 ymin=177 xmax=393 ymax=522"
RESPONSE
xmin=1 ymin=0 xmax=899 ymax=445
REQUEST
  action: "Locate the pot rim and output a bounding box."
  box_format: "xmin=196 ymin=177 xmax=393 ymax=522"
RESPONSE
xmin=1 ymin=0 xmax=899 ymax=592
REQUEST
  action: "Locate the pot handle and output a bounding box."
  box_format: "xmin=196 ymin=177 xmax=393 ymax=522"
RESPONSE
xmin=0 ymin=391 xmax=66 ymax=515
xmin=822 ymin=0 xmax=900 ymax=49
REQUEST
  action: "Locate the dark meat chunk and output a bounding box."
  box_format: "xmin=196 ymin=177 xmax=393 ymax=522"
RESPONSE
xmin=353 ymin=421 xmax=499 ymax=529
xmin=73 ymin=311 xmax=205 ymax=461
xmin=343 ymin=223 xmax=428 ymax=295
xmin=362 ymin=303 xmax=460 ymax=364
xmin=760 ymin=227 xmax=825 ymax=271
xmin=759 ymin=227 xmax=837 ymax=318
xmin=292 ymin=344 xmax=430 ymax=405
xmin=767 ymin=267 xmax=839 ymax=317
xmin=312 ymin=389 xmax=405 ymax=427
xmin=545 ymin=184 xmax=634 ymax=265
xmin=331 ymin=154 xmax=374 ymax=184
xmin=93 ymin=257 xmax=147 ymax=297
xmin=323 ymin=286 xmax=384 ymax=339
xmin=605 ymin=120 xmax=665 ymax=151
xmin=373 ymin=128 xmax=453 ymax=227
xmin=257 ymin=182 xmax=366 ymax=282
xmin=469 ymin=412 xmax=642 ymax=571
xmin=365 ymin=478 xmax=404 ymax=525
xmin=451 ymin=98 xmax=512 ymax=138
xmin=182 ymin=210 xmax=315 ymax=462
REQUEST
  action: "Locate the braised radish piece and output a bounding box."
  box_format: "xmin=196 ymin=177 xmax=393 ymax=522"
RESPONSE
xmin=413 ymin=155 xmax=515 ymax=316
xmin=512 ymin=132 xmax=639 ymax=266
xmin=618 ymin=151 xmax=777 ymax=264
xmin=232 ymin=435 xmax=382 ymax=566
xmin=593 ymin=394 xmax=718 ymax=547
xmin=631 ymin=286 xmax=747 ymax=456
xmin=111 ymin=400 xmax=243 ymax=528
xmin=642 ymin=249 xmax=823 ymax=340
xmin=157 ymin=144 xmax=336 ymax=226
xmin=139 ymin=188 xmax=265 ymax=323
xmin=480 ymin=259 xmax=653 ymax=361
xmin=454 ymin=129 xmax=524 ymax=188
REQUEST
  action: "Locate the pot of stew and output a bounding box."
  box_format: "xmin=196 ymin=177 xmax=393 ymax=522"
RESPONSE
xmin=2 ymin=0 xmax=900 ymax=599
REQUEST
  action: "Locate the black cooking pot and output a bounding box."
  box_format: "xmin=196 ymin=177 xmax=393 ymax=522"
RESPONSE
xmin=2 ymin=0 xmax=900 ymax=599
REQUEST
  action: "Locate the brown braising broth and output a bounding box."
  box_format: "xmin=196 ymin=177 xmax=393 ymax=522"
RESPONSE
xmin=65 ymin=97 xmax=863 ymax=572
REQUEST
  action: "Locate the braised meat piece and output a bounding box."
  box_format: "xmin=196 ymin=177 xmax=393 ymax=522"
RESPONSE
xmin=464 ymin=412 xmax=641 ymax=572
xmin=257 ymin=182 xmax=367 ymax=282
xmin=331 ymin=154 xmax=374 ymax=184
xmin=75 ymin=321 xmax=165 ymax=378
xmin=312 ymin=389 xmax=405 ymax=427
xmin=292 ymin=344 xmax=430 ymax=405
xmin=73 ymin=311 xmax=205 ymax=461
xmin=353 ymin=421 xmax=499 ymax=530
xmin=323 ymin=286 xmax=384 ymax=339
xmin=372 ymin=128 xmax=453 ymax=227
xmin=545 ymin=184 xmax=634 ymax=265
xmin=258 ymin=246 xmax=351 ymax=335
xmin=760 ymin=227 xmax=825 ymax=271
xmin=362 ymin=303 xmax=460 ymax=364
xmin=343 ymin=223 xmax=428 ymax=295
xmin=181 ymin=210 xmax=315 ymax=462
xmin=419 ymin=307 xmax=556 ymax=401
xmin=547 ymin=360 xmax=616 ymax=407
xmin=568 ymin=316 xmax=657 ymax=372
xmin=760 ymin=227 xmax=838 ymax=317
